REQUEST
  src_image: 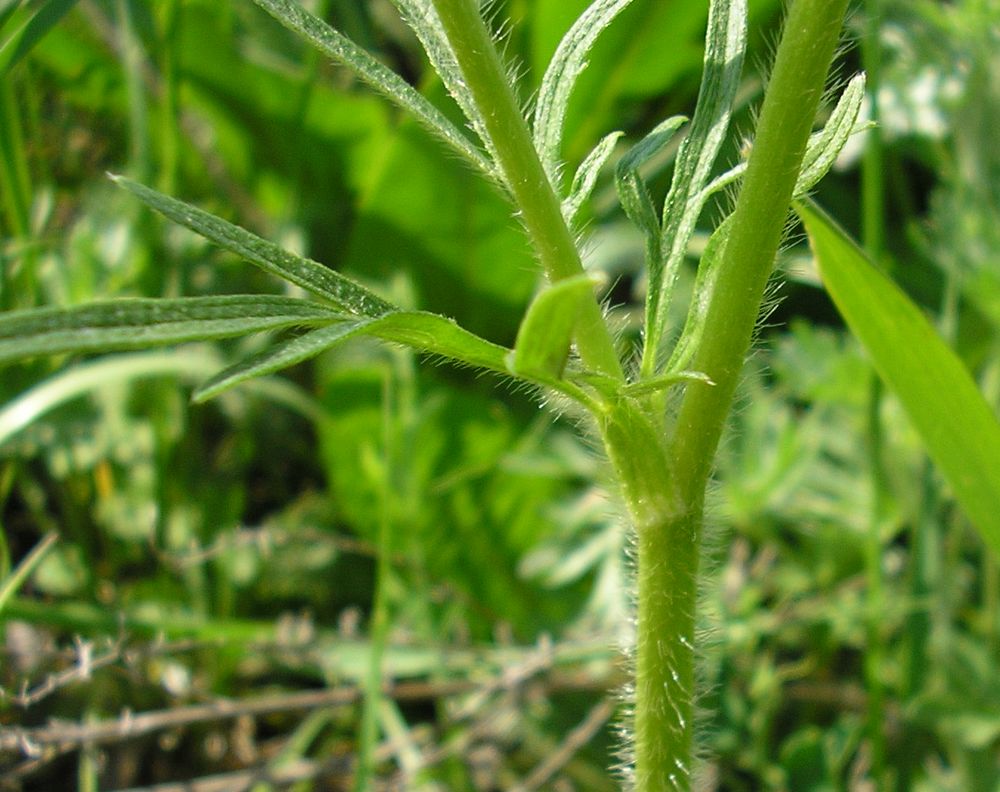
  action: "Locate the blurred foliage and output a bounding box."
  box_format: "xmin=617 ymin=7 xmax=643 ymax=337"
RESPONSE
xmin=1 ymin=0 xmax=998 ymax=790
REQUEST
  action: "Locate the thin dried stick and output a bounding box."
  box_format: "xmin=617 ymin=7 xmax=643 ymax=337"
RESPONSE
xmin=513 ymin=697 xmax=616 ymax=792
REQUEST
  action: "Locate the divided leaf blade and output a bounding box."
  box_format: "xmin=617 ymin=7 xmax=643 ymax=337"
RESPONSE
xmin=692 ymin=73 xmax=868 ymax=207
xmin=367 ymin=311 xmax=510 ymax=374
xmin=533 ymin=0 xmax=634 ymax=186
xmin=0 ymin=295 xmax=343 ymax=363
xmin=563 ymin=130 xmax=623 ymax=224
xmin=388 ymin=0 xmax=502 ymax=185
xmin=643 ymin=0 xmax=746 ymax=375
xmin=507 ymin=275 xmax=598 ymax=381
xmin=251 ymin=0 xmax=494 ymax=180
xmin=194 ymin=320 xmax=370 ymax=402
xmin=664 ymin=213 xmax=732 ymax=375
xmin=795 ymin=73 xmax=868 ymax=194
xmin=198 ymin=310 xmax=516 ymax=401
xmin=615 ymin=115 xmax=687 ymax=237
xmin=112 ymin=176 xmax=397 ymax=318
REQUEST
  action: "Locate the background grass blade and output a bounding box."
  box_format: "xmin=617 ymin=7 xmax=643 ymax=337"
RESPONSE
xmin=0 ymin=350 xmax=223 ymax=446
xmin=0 ymin=532 xmax=58 ymax=615
xmin=798 ymin=199 xmax=1000 ymax=558
xmin=0 ymin=295 xmax=342 ymax=362
xmin=112 ymin=175 xmax=397 ymax=318
xmin=0 ymin=0 xmax=78 ymax=75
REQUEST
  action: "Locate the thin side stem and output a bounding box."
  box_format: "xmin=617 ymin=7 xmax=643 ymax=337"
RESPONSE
xmin=667 ymin=0 xmax=850 ymax=506
xmin=428 ymin=0 xmax=623 ymax=381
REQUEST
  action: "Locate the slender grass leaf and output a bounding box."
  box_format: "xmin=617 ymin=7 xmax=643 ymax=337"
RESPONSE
xmin=643 ymin=0 xmax=746 ymax=375
xmin=507 ymin=275 xmax=598 ymax=381
xmin=194 ymin=321 xmax=370 ymax=402
xmin=615 ymin=115 xmax=687 ymax=237
xmin=798 ymin=200 xmax=1000 ymax=559
xmin=112 ymin=175 xmax=396 ymax=317
xmin=563 ymin=130 xmax=622 ymax=224
xmin=0 ymin=0 xmax=78 ymax=75
xmin=250 ymin=0 xmax=494 ymax=180
xmin=0 ymin=532 xmax=58 ymax=615
xmin=0 ymin=351 xmax=224 ymax=446
xmin=533 ymin=0 xmax=634 ymax=185
xmin=0 ymin=295 xmax=342 ymax=363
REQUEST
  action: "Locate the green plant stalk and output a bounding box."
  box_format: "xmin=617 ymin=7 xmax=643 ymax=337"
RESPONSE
xmin=158 ymin=0 xmax=182 ymax=196
xmin=861 ymin=0 xmax=887 ymax=782
xmin=0 ymin=74 xmax=36 ymax=308
xmin=355 ymin=372 xmax=396 ymax=792
xmin=428 ymin=0 xmax=623 ymax=382
xmin=117 ymin=0 xmax=151 ymax=181
xmin=610 ymin=1 xmax=851 ymax=788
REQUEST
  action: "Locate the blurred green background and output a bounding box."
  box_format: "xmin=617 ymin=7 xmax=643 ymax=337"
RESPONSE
xmin=1 ymin=1 xmax=998 ymax=789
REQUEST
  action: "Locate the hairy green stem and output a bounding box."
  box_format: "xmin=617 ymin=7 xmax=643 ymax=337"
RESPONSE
xmin=428 ymin=0 xmax=623 ymax=381
xmin=668 ymin=0 xmax=850 ymax=507
xmin=600 ymin=401 xmax=697 ymax=792
xmin=611 ymin=1 xmax=851 ymax=789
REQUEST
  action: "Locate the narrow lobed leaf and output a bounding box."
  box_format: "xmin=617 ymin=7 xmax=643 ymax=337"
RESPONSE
xmin=194 ymin=320 xmax=370 ymax=402
xmin=198 ymin=310 xmax=523 ymax=402
xmin=642 ymin=0 xmax=746 ymax=376
xmin=795 ymin=73 xmax=868 ymax=194
xmin=693 ymin=73 xmax=869 ymax=205
xmin=622 ymin=370 xmax=714 ymax=397
xmin=615 ymin=115 xmax=688 ymax=238
xmin=367 ymin=311 xmax=510 ymax=374
xmin=250 ymin=0 xmax=495 ymax=180
xmin=563 ymin=130 xmax=623 ymax=224
xmin=0 ymin=295 xmax=343 ymax=363
xmin=533 ymin=0 xmax=634 ymax=187
xmin=664 ymin=214 xmax=732 ymax=375
xmin=798 ymin=199 xmax=1000 ymax=560
xmin=388 ymin=0 xmax=504 ymax=186
xmin=112 ymin=175 xmax=397 ymax=318
xmin=506 ymin=275 xmax=600 ymax=381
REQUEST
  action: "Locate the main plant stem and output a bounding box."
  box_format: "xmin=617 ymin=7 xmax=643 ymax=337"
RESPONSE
xmin=428 ymin=0 xmax=623 ymax=381
xmin=620 ymin=1 xmax=851 ymax=789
